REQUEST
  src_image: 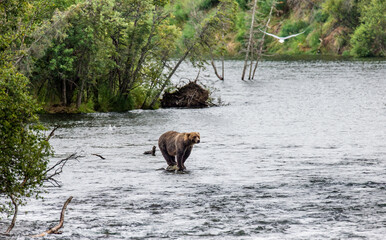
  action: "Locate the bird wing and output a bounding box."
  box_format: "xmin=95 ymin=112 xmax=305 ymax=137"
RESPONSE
xmin=283 ymin=31 xmax=305 ymax=40
xmin=258 ymin=29 xmax=282 ymax=40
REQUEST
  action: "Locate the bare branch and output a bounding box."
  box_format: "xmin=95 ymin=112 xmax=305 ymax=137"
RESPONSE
xmin=91 ymin=154 xmax=105 ymax=160
xmin=46 ymin=126 xmax=60 ymax=141
xmin=31 ymin=196 xmax=73 ymax=238
xmin=43 ymin=153 xmax=82 ymax=187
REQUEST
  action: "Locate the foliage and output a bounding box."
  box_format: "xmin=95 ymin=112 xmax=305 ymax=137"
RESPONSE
xmin=199 ymin=0 xmax=220 ymax=10
xmin=1 ymin=0 xmax=383 ymax=115
xmin=27 ymin=0 xmax=238 ymax=112
xmin=0 ymin=64 xmax=52 ymax=219
xmin=350 ymin=0 xmax=385 ymax=57
xmin=322 ymin=0 xmax=360 ymax=28
xmin=279 ymin=20 xmax=308 ymax=37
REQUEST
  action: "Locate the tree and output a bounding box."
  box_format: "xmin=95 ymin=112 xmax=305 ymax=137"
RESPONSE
xmin=147 ymin=0 xmax=237 ymax=108
xmin=241 ymin=0 xmax=276 ymax=80
xmin=350 ymin=0 xmax=385 ymax=57
xmin=0 ymin=64 xmax=52 ymax=234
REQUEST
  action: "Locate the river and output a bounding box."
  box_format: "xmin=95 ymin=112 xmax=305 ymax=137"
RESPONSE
xmin=2 ymin=60 xmax=385 ymax=239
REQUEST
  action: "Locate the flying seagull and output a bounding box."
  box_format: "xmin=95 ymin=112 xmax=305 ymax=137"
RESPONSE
xmin=259 ymin=29 xmax=305 ymax=43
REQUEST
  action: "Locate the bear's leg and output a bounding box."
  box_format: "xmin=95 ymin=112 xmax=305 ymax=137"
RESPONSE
xmin=181 ymin=146 xmax=193 ymax=170
xmin=160 ymin=150 xmax=176 ymax=166
xmin=170 ymin=156 xmax=177 ymax=166
xmin=176 ymin=153 xmax=184 ymax=171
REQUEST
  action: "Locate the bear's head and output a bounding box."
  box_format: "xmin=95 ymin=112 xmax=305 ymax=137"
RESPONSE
xmin=187 ymin=132 xmax=200 ymax=144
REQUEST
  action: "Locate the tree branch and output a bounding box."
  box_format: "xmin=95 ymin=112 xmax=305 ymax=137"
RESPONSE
xmin=31 ymin=196 xmax=73 ymax=238
xmin=46 ymin=126 xmax=59 ymax=141
xmin=43 ymin=153 xmax=82 ymax=187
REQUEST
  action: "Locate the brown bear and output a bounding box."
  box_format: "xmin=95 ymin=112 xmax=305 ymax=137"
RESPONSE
xmin=158 ymin=131 xmax=200 ymax=171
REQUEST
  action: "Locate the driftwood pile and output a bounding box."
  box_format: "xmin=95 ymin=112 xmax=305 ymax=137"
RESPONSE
xmin=161 ymin=82 xmax=209 ymax=108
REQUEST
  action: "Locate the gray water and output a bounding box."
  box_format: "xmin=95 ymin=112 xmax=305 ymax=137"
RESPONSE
xmin=1 ymin=60 xmax=386 ymax=239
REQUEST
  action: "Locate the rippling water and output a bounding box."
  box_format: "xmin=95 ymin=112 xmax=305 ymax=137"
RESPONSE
xmin=2 ymin=60 xmax=385 ymax=239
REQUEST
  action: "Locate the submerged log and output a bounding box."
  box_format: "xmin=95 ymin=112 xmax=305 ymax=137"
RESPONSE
xmin=31 ymin=196 xmax=73 ymax=238
xmin=161 ymin=82 xmax=209 ymax=108
xmin=144 ymin=146 xmax=156 ymax=156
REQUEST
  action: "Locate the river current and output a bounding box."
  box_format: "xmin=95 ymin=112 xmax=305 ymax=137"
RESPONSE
xmin=1 ymin=60 xmax=385 ymax=239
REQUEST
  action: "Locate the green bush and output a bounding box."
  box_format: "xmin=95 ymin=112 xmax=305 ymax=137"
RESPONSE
xmin=322 ymin=0 xmax=360 ymax=28
xmin=308 ymin=30 xmax=321 ymax=50
xmin=236 ymin=0 xmax=248 ymax=10
xmin=199 ymin=0 xmax=220 ymax=10
xmin=111 ymin=94 xmax=134 ymax=112
xmin=235 ymin=11 xmax=246 ymax=43
xmin=174 ymin=2 xmax=190 ymax=23
xmin=314 ymin=10 xmax=329 ymax=23
xmin=78 ymin=99 xmax=95 ymax=113
xmin=350 ymin=0 xmax=385 ymax=57
xmin=350 ymin=24 xmax=374 ymax=57
xmin=280 ymin=20 xmax=308 ymax=37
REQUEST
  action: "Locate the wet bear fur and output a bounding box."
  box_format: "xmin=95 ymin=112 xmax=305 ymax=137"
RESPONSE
xmin=158 ymin=131 xmax=200 ymax=171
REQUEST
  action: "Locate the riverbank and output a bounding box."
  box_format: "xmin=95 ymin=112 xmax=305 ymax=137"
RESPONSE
xmin=38 ymin=57 xmax=385 ymax=114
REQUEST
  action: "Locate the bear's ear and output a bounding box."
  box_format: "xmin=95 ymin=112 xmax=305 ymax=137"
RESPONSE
xmin=184 ymin=133 xmax=190 ymax=141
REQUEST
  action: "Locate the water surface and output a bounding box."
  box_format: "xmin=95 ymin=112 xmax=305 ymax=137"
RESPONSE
xmin=1 ymin=60 xmax=385 ymax=239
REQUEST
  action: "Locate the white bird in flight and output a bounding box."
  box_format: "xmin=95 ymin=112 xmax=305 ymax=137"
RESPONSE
xmin=259 ymin=29 xmax=305 ymax=43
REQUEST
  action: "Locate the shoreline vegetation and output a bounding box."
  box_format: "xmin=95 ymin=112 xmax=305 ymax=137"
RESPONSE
xmin=1 ymin=0 xmax=385 ymax=114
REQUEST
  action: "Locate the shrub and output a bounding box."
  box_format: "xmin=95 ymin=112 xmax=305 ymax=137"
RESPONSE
xmin=280 ymin=20 xmax=308 ymax=37
xmin=350 ymin=0 xmax=385 ymax=57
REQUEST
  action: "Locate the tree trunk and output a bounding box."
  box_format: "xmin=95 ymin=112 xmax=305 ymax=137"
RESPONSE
xmin=62 ymin=78 xmax=67 ymax=106
xmin=241 ymin=0 xmax=258 ymax=80
xmin=252 ymin=2 xmax=275 ymax=79
xmin=211 ymin=59 xmax=224 ymax=80
xmin=221 ymin=55 xmax=224 ymax=80
xmin=76 ymin=77 xmax=85 ymax=109
xmin=248 ymin=44 xmax=254 ymax=79
xmin=5 ymin=195 xmax=18 ymax=234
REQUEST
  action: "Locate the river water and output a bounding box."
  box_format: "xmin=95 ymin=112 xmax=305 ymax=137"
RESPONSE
xmin=1 ymin=60 xmax=385 ymax=239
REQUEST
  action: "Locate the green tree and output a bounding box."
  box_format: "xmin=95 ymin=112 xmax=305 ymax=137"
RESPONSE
xmin=27 ymin=0 xmax=238 ymax=112
xmin=31 ymin=0 xmax=118 ymax=111
xmin=322 ymin=0 xmax=360 ymax=28
xmin=350 ymin=0 xmax=385 ymax=57
xmin=0 ymin=64 xmax=52 ymax=234
xmin=148 ymin=0 xmax=238 ymax=108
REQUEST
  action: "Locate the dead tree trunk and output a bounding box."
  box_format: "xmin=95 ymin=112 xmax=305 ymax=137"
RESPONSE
xmin=31 ymin=196 xmax=73 ymax=238
xmin=210 ymin=59 xmax=224 ymax=80
xmin=241 ymin=0 xmax=258 ymax=80
xmin=251 ymin=2 xmax=275 ymax=80
xmin=221 ymin=56 xmax=224 ymax=79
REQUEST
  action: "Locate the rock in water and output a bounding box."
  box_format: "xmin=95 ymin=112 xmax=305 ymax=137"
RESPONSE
xmin=161 ymin=82 xmax=209 ymax=108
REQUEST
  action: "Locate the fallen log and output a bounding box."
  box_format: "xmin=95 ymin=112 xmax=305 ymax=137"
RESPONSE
xmin=143 ymin=146 xmax=156 ymax=156
xmin=31 ymin=196 xmax=73 ymax=238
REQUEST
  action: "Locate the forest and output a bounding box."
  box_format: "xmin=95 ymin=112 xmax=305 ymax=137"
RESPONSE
xmin=1 ymin=0 xmax=385 ymax=113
